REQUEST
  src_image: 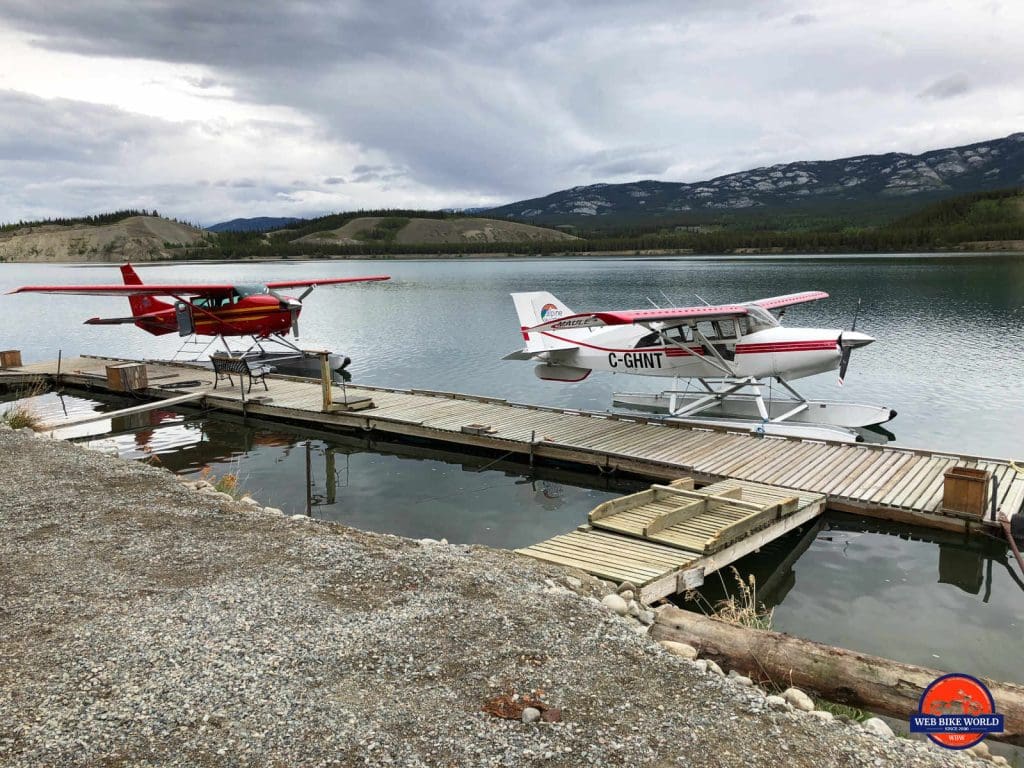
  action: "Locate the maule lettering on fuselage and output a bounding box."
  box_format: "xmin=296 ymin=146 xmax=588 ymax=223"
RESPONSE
xmin=552 ymin=317 xmax=593 ymax=330
xmin=608 ymin=352 xmax=663 ymax=369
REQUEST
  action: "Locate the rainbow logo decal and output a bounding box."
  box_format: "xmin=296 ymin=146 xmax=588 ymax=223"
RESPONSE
xmin=540 ymin=303 xmax=561 ymax=320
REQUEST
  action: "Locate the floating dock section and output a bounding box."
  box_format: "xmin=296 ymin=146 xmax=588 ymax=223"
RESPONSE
xmin=517 ymin=478 xmax=826 ymax=602
xmin=3 ymin=356 xmax=1022 ymax=538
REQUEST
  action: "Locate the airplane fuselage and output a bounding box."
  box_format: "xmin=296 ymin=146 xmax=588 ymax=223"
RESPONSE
xmin=129 ymin=294 xmax=296 ymax=338
xmin=533 ymin=325 xmax=852 ymax=382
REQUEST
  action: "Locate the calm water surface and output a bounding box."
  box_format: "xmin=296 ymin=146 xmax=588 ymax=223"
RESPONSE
xmin=2 ymin=255 xmax=1023 ymax=682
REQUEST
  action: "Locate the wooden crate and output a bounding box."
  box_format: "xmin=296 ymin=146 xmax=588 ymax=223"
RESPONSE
xmin=942 ymin=466 xmax=990 ymax=518
xmin=105 ymin=362 xmax=148 ymax=392
xmin=0 ymin=350 xmax=22 ymax=368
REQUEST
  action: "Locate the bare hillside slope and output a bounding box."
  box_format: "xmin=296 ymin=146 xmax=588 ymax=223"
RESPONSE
xmin=295 ymin=216 xmax=577 ymax=246
xmin=0 ymin=216 xmax=207 ymax=262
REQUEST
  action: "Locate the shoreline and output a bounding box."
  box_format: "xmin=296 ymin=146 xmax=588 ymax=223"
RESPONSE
xmin=0 ymin=425 xmax=985 ymax=766
xmin=2 ymin=246 xmax=1024 ymax=266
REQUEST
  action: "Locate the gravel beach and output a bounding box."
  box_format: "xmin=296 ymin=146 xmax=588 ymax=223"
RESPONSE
xmin=0 ymin=427 xmax=981 ymax=767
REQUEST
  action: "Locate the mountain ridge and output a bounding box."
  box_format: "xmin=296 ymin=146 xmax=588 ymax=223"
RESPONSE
xmin=486 ymin=133 xmax=1024 ymax=225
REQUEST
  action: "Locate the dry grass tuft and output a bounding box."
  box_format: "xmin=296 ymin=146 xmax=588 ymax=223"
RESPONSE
xmin=686 ymin=567 xmax=774 ymax=630
xmin=199 ymin=465 xmax=244 ymax=499
xmin=1 ymin=381 xmax=48 ymax=431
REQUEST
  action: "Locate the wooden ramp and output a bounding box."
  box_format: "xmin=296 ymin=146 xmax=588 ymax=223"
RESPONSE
xmin=517 ymin=478 xmax=827 ymax=603
xmin=3 ymin=355 xmax=1023 ymax=532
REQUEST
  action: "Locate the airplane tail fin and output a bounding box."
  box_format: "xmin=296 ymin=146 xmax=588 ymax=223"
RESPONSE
xmin=511 ymin=291 xmax=576 ymax=353
xmin=121 ymin=263 xmax=172 ymax=316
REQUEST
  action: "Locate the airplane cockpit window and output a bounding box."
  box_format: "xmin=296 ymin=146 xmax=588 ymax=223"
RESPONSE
xmin=713 ymin=319 xmax=739 ymax=339
xmin=193 ymin=296 xmax=228 ymax=308
xmin=745 ymin=305 xmax=780 ymax=333
xmin=636 ymin=325 xmax=694 ymax=348
xmin=694 ymin=320 xmax=721 ymax=340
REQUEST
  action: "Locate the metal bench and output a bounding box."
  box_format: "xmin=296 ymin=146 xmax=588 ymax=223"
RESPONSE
xmin=210 ymin=354 xmax=271 ymax=393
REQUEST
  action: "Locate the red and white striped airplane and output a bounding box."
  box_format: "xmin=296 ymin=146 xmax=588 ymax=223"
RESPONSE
xmin=506 ymin=290 xmax=891 ymax=437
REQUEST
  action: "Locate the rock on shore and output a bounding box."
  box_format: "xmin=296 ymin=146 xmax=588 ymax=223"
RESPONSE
xmin=0 ymin=429 xmax=974 ymax=767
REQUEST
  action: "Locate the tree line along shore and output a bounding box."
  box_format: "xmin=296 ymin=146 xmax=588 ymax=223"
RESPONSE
xmin=2 ymin=188 xmax=1024 ymax=263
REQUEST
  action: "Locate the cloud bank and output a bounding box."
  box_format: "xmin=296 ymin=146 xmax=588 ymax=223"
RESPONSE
xmin=1 ymin=0 xmax=1022 ymax=224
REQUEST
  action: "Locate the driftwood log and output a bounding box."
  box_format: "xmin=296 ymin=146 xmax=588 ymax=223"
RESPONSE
xmin=650 ymin=606 xmax=1024 ymax=746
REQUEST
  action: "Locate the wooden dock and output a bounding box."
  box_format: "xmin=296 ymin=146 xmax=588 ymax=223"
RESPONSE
xmin=3 ymin=356 xmax=1023 ymax=537
xmin=516 ymin=477 xmax=827 ymax=602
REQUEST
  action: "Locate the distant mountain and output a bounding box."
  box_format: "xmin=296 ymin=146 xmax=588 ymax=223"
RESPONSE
xmin=487 ymin=133 xmax=1024 ymax=225
xmin=442 ymin=206 xmax=492 ymax=215
xmin=207 ymin=217 xmax=304 ymax=233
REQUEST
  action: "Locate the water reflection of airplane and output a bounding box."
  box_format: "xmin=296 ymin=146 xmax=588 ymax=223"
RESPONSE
xmin=93 ymin=408 xmax=643 ymax=510
xmin=78 ymin=403 xmax=299 ymax=468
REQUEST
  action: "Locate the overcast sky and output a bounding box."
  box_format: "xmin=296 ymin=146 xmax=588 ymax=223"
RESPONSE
xmin=1 ymin=0 xmax=1022 ymax=225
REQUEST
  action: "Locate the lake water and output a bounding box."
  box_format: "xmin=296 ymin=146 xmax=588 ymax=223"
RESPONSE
xmin=1 ymin=255 xmax=1023 ymax=682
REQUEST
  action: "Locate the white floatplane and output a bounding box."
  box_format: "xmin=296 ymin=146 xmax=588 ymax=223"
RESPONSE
xmin=505 ymin=290 xmax=895 ymax=443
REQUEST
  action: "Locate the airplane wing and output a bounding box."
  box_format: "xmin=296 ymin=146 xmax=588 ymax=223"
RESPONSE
xmin=6 ymin=283 xmax=237 ymax=297
xmin=7 ymin=275 xmax=390 ymax=296
xmin=749 ymin=291 xmax=829 ymax=311
xmin=264 ymin=275 xmax=390 ymax=289
xmin=526 ymin=304 xmax=748 ymax=332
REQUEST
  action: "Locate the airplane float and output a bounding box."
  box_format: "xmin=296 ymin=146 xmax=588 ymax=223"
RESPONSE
xmin=506 ymin=290 xmax=895 ymax=443
xmin=9 ymin=263 xmax=390 ymax=378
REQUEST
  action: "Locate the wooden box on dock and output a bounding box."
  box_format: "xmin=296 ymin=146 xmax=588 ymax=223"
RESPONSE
xmin=105 ymin=362 xmax=148 ymax=392
xmin=942 ymin=466 xmax=990 ymax=518
xmin=0 ymin=350 xmax=22 ymax=368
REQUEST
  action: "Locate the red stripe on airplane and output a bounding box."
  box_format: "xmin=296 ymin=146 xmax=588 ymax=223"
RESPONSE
xmin=736 ymin=341 xmax=837 ymax=354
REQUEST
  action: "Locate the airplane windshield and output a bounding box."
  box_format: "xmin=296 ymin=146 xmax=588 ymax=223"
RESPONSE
xmin=233 ymin=284 xmax=286 ymax=301
xmin=745 ymin=305 xmax=780 ymax=333
xmin=233 ymin=284 xmax=270 ymax=298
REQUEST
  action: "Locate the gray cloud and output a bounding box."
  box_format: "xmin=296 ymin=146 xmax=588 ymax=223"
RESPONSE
xmin=917 ymin=74 xmax=972 ymax=101
xmin=183 ymin=75 xmax=220 ymax=90
xmin=568 ymin=148 xmax=676 ymax=179
xmin=0 ymin=90 xmax=156 ymax=166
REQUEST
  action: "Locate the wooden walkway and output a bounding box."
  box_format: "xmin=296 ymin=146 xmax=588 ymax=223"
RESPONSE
xmin=4 ymin=355 xmax=1023 ymax=533
xmin=517 ymin=478 xmax=827 ymax=602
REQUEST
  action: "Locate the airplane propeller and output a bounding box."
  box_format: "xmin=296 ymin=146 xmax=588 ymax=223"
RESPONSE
xmin=287 ymin=285 xmax=322 ymax=338
xmin=282 ymin=297 xmax=303 ymax=337
xmin=837 ymin=298 xmax=872 ymax=385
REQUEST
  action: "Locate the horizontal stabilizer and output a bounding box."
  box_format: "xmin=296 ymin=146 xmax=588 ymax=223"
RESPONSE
xmin=84 ymin=315 xmax=139 ymax=325
xmin=503 ymin=343 xmax=579 ymax=361
xmin=503 ymin=349 xmax=536 ymax=361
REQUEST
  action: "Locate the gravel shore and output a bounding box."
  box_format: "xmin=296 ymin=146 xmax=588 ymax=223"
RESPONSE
xmin=0 ymin=427 xmax=980 ymax=767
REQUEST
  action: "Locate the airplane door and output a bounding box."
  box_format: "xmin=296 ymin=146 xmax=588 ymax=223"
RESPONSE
xmin=175 ymin=302 xmax=194 ymax=336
